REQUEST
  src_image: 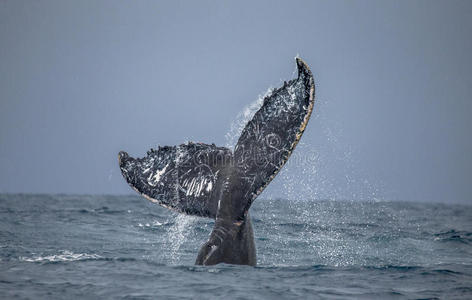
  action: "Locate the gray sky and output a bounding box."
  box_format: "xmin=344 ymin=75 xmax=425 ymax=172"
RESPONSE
xmin=1 ymin=0 xmax=471 ymax=203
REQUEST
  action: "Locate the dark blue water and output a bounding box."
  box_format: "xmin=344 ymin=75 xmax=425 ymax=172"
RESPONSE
xmin=1 ymin=194 xmax=471 ymax=299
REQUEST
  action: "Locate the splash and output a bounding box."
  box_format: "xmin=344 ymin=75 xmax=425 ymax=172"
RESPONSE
xmin=225 ymin=88 xmax=273 ymax=150
xmin=166 ymin=213 xmax=196 ymax=264
xmin=253 ymin=95 xmax=384 ymax=266
xmin=271 ymin=96 xmax=382 ymax=202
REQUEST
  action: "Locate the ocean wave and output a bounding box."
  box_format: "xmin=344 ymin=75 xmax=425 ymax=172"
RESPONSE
xmin=433 ymin=230 xmax=472 ymax=244
xmin=19 ymin=250 xmax=102 ymax=263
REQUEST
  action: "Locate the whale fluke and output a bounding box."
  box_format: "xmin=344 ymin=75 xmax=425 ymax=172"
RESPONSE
xmin=119 ymin=57 xmax=315 ymax=265
xmin=231 ymin=57 xmax=314 ymax=219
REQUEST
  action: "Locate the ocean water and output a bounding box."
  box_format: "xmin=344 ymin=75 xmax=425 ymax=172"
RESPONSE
xmin=0 ymin=194 xmax=471 ymax=299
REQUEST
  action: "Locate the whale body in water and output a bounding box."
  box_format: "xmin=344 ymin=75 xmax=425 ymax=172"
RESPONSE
xmin=118 ymin=58 xmax=315 ymax=266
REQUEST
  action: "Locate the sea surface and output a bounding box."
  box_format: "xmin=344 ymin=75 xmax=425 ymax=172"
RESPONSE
xmin=0 ymin=194 xmax=471 ymax=299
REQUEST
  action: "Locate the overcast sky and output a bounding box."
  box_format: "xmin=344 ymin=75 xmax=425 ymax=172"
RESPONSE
xmin=1 ymin=1 xmax=471 ymax=203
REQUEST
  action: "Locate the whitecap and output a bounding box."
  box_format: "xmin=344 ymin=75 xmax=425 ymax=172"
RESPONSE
xmin=19 ymin=250 xmax=101 ymax=263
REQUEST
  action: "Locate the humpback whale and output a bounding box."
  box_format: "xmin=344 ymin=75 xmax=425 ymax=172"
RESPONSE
xmin=118 ymin=58 xmax=315 ymax=266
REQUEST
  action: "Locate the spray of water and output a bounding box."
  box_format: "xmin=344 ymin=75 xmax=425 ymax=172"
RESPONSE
xmin=165 ymin=213 xmax=196 ymax=264
xmin=225 ymin=88 xmax=274 ymax=150
xmin=246 ymin=90 xmax=385 ymax=266
xmin=273 ymin=95 xmax=383 ymax=203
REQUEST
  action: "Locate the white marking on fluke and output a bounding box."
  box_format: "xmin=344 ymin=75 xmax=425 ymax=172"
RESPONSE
xmin=147 ymin=163 xmax=169 ymax=187
xmin=184 ymin=176 xmax=213 ymax=197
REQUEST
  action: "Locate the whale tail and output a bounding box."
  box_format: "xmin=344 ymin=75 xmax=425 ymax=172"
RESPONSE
xmin=118 ymin=57 xmax=315 ymax=265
